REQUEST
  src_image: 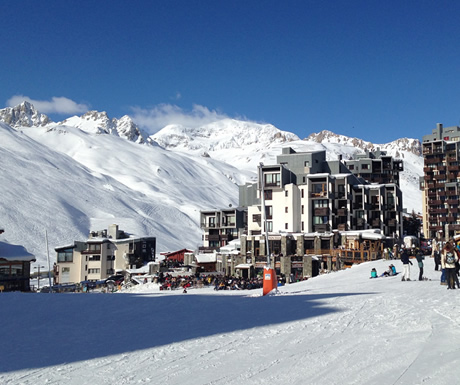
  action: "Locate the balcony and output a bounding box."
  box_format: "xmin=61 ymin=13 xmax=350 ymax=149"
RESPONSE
xmin=372 ymin=218 xmax=381 ymax=227
xmin=314 ymin=207 xmax=330 ymax=216
xmin=387 ymin=219 xmax=397 ymax=227
xmin=448 ymin=165 xmax=460 ymax=171
xmin=314 ymin=224 xmax=330 ymax=232
xmin=337 ymin=208 xmax=347 ymax=216
xmin=337 ymin=223 xmax=348 ymax=231
xmin=425 ymin=157 xmax=442 ymax=164
xmin=428 ymin=208 xmax=448 ymax=214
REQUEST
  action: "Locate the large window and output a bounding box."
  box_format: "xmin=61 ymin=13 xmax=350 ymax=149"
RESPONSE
xmin=88 ymin=268 xmax=100 ymax=274
xmin=313 ymin=199 xmax=328 ymax=208
xmin=57 ymin=248 xmax=73 ymax=262
xmin=264 ymin=173 xmax=280 ymax=187
xmin=313 ymin=216 xmax=328 ymax=224
xmin=312 ymin=183 xmax=327 ymax=197
xmin=264 ymin=190 xmax=273 ymax=200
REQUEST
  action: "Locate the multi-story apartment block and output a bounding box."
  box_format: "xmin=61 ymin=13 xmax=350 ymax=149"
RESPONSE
xmin=238 ymin=147 xmax=403 ymax=256
xmin=421 ymin=123 xmax=460 ymax=240
xmin=54 ymin=224 xmax=156 ymax=284
xmin=344 ymin=149 xmax=404 ymax=185
xmin=200 ymin=207 xmax=247 ymax=250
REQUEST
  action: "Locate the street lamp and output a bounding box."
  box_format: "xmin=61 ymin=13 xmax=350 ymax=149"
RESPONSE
xmin=34 ymin=265 xmax=45 ymax=291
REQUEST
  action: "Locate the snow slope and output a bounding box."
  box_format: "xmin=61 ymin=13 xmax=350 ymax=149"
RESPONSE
xmin=1 ymin=257 xmax=459 ymax=385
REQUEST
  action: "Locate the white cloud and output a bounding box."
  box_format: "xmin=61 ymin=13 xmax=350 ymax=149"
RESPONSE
xmin=7 ymin=95 xmax=90 ymax=115
xmin=130 ymin=104 xmax=230 ymax=134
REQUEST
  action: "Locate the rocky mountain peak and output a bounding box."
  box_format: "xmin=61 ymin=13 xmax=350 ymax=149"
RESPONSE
xmin=306 ymin=130 xmax=422 ymax=157
xmin=0 ymin=101 xmax=52 ymax=128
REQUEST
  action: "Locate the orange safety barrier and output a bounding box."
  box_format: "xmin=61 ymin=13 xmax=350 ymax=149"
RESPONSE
xmin=262 ymin=267 xmax=277 ymax=296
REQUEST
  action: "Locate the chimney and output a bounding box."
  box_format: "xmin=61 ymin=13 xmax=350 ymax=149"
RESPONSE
xmin=108 ymin=224 xmax=119 ymax=239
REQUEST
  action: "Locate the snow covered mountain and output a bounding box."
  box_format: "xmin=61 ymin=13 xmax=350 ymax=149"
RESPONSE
xmin=0 ymin=102 xmax=424 ymax=264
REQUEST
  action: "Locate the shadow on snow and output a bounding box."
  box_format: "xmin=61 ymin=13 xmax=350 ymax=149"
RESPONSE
xmin=0 ymin=290 xmax=372 ymax=372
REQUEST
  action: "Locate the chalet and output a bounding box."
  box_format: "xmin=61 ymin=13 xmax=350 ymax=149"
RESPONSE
xmin=160 ymin=249 xmax=194 ymax=264
xmin=0 ymin=227 xmax=36 ymax=292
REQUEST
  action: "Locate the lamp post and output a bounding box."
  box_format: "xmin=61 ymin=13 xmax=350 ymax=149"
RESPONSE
xmin=34 ymin=265 xmax=45 ymax=291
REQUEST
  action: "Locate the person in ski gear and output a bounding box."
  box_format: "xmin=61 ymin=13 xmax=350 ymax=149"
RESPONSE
xmin=370 ymin=268 xmax=378 ymax=278
xmin=441 ymin=240 xmax=458 ymax=289
xmin=400 ymin=247 xmax=412 ymax=281
xmin=415 ymin=248 xmax=425 ymax=281
xmin=390 ymin=264 xmax=397 ymax=275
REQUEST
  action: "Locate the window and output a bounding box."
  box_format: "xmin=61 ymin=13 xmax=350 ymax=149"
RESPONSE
xmin=88 ymin=244 xmax=101 ymax=252
xmin=302 ymin=205 xmax=304 ymax=214
xmin=265 ymin=221 xmax=273 ymax=232
xmin=312 ymin=183 xmax=327 ymax=196
xmin=88 ymin=268 xmax=100 ymax=274
xmin=313 ymin=216 xmax=328 ymax=224
xmin=285 ymin=207 xmax=288 ymax=213
xmin=313 ymin=199 xmax=328 ymax=208
xmin=349 ymin=165 xmax=354 ymax=170
xmin=285 ymin=223 xmax=288 ymax=230
xmin=301 ymin=221 xmax=304 ymax=231
xmin=88 ymin=255 xmax=101 ymax=261
xmin=304 ymin=161 xmax=310 ymax=167
xmin=264 ymin=190 xmax=273 ymax=200
xmin=301 ymin=189 xmax=304 ymax=198
xmin=62 ymin=267 xmax=70 ymax=273
xmin=266 ymin=206 xmax=273 ymax=219
xmin=264 ymin=173 xmax=280 ymax=187
xmin=362 ymin=164 xmax=369 ymax=170
xmin=57 ymin=248 xmax=73 ymax=262
xmin=285 ymin=190 xmax=288 ymax=197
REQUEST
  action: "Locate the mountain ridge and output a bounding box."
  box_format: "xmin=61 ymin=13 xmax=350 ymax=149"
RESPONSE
xmin=0 ymin=102 xmax=423 ymax=264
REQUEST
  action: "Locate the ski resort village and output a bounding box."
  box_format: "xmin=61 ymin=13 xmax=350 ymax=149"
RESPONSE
xmin=2 ymin=103 xmax=460 ymax=385
xmin=0 ymin=102 xmax=453 ymax=293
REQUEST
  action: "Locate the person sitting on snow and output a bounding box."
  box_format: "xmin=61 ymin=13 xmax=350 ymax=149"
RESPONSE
xmin=370 ymin=268 xmax=378 ymax=279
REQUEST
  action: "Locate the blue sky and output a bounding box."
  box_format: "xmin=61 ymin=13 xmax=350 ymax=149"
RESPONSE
xmin=2 ymin=0 xmax=460 ymax=143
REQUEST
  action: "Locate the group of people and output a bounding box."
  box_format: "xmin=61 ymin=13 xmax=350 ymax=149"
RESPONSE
xmin=370 ymin=264 xmax=397 ymax=278
xmin=434 ymin=239 xmax=460 ymax=289
xmin=370 ymin=239 xmax=460 ymax=290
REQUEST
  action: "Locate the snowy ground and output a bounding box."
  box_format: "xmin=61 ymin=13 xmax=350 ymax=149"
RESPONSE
xmin=2 ymin=257 xmax=460 ymax=385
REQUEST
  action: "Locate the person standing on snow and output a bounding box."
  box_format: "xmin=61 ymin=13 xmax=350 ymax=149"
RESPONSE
xmin=442 ymin=240 xmax=459 ymax=290
xmin=415 ymin=248 xmax=425 ymax=281
xmin=400 ymin=247 xmax=412 ymax=281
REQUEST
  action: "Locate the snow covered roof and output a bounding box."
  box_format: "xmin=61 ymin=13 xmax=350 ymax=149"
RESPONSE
xmin=235 ymin=263 xmax=253 ymax=269
xmin=195 ymin=254 xmax=217 ymax=263
xmin=341 ymin=230 xmax=386 ymax=240
xmin=0 ymin=241 xmax=35 ymax=262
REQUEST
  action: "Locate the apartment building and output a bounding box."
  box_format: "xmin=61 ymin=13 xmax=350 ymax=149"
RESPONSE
xmin=200 ymin=207 xmax=247 ymax=251
xmin=238 ymin=147 xmax=403 ymax=257
xmin=54 ymin=224 xmax=156 ymax=284
xmin=344 ymin=149 xmax=403 ymax=186
xmin=421 ymin=123 xmax=460 ymax=240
